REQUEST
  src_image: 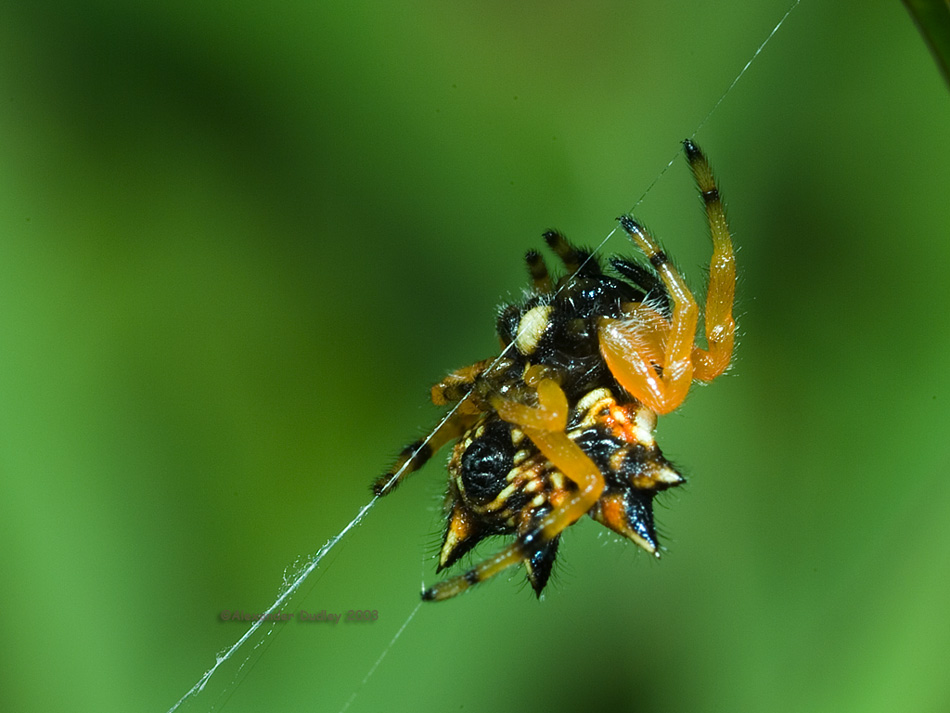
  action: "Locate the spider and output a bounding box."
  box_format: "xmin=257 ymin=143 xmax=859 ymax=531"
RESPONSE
xmin=373 ymin=140 xmax=735 ymax=602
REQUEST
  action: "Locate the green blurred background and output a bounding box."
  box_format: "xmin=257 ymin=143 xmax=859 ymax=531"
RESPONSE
xmin=2 ymin=2 xmax=949 ymax=711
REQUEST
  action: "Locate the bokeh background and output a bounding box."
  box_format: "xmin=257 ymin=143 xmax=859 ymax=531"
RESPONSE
xmin=2 ymin=2 xmax=949 ymax=712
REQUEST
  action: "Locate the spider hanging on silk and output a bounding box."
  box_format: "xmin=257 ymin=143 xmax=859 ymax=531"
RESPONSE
xmin=373 ymin=140 xmax=735 ymax=602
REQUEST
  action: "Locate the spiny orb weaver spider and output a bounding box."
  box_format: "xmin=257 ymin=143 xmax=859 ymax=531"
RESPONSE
xmin=373 ymin=140 xmax=735 ymax=602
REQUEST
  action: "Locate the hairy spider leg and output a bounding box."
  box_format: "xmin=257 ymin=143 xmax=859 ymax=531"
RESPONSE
xmin=379 ymin=350 xmax=532 ymax=496
xmin=372 ymin=411 xmax=478 ymax=496
xmin=683 ymin=139 xmax=735 ymax=382
xmin=543 ymin=230 xmax=585 ymax=274
xmin=375 ymin=358 xmax=500 ymax=496
xmin=422 ymin=378 xmax=605 ymax=601
xmin=430 ymin=358 xmax=496 ymax=407
xmin=543 ymin=230 xmax=601 ymax=278
xmin=611 ymin=303 xmax=670 ymax=368
xmin=610 ymin=257 xmax=672 ymax=315
xmin=598 ymin=139 xmax=735 ymax=413
xmin=599 ymin=215 xmax=699 ymax=415
xmin=524 ymin=250 xmax=553 ymax=293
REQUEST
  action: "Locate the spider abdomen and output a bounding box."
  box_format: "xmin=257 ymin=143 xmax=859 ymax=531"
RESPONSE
xmin=437 ymin=387 xmax=684 ymax=592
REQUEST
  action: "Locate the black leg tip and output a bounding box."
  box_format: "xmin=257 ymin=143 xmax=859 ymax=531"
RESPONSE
xmin=542 ymin=230 xmax=560 ymax=246
xmin=617 ymin=215 xmax=640 ymax=234
xmin=682 ymin=138 xmax=702 ymax=161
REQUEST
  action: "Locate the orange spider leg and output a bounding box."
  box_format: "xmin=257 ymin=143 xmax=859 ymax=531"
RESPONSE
xmin=422 ymin=378 xmax=605 ymax=601
xmin=618 ymin=303 xmax=670 ymax=367
xmin=599 ymin=216 xmax=698 ymax=415
xmin=430 ymin=358 xmax=495 ymax=408
xmin=373 ymin=411 xmax=478 ymax=496
xmin=600 ymin=140 xmax=735 ymax=411
xmin=684 ymin=139 xmax=735 ymax=382
xmin=376 ymin=356 xmax=504 ymax=495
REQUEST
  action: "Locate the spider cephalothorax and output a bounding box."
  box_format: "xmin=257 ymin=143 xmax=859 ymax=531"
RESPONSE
xmin=374 ymin=140 xmax=735 ymax=601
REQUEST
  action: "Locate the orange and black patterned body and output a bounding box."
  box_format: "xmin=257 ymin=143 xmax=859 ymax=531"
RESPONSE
xmin=374 ymin=140 xmax=735 ymax=601
xmin=439 ymin=387 xmax=683 ymax=595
